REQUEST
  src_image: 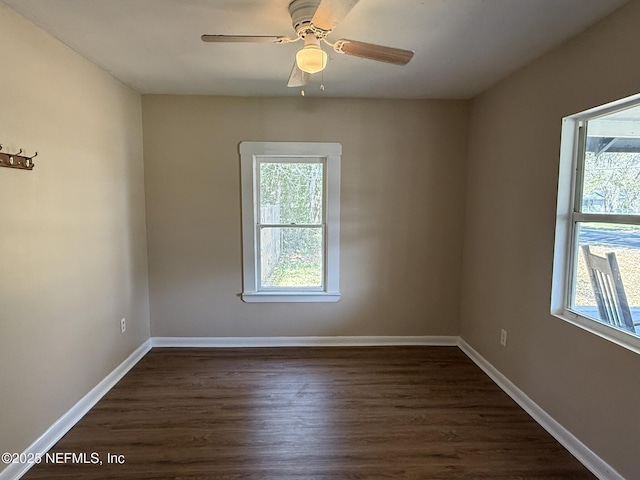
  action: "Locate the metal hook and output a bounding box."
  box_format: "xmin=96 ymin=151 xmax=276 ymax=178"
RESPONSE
xmin=11 ymin=148 xmax=23 ymax=156
xmin=26 ymin=151 xmax=38 ymax=160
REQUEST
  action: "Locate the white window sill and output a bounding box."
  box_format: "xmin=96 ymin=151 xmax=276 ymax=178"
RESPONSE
xmin=551 ymin=308 xmax=640 ymax=355
xmin=242 ymin=292 xmax=341 ymax=303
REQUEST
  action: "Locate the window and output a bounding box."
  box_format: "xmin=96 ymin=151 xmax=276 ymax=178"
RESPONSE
xmin=552 ymin=94 xmax=640 ymax=353
xmin=240 ymin=142 xmax=341 ymax=302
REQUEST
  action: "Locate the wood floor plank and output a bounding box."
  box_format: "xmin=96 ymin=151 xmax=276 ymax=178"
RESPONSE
xmin=22 ymin=347 xmax=596 ymax=479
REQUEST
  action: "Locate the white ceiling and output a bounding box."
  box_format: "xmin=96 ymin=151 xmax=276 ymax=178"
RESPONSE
xmin=1 ymin=0 xmax=629 ymax=99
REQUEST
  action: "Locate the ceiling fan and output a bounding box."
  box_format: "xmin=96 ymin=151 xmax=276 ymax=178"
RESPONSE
xmin=201 ymin=0 xmax=414 ymax=88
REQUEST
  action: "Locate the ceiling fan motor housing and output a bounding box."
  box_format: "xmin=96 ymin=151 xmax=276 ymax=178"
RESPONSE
xmin=288 ymin=0 xmax=323 ymax=36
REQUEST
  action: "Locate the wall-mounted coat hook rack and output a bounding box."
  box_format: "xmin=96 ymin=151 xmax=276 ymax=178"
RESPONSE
xmin=0 ymin=143 xmax=38 ymax=171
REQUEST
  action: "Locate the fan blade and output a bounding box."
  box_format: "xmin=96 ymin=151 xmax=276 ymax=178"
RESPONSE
xmin=334 ymin=39 xmax=414 ymax=65
xmin=311 ymin=0 xmax=360 ymax=32
xmin=201 ymin=35 xmax=286 ymax=43
xmin=287 ymin=62 xmax=310 ymax=87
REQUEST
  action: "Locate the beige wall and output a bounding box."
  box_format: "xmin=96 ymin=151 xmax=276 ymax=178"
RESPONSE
xmin=460 ymin=1 xmax=640 ymax=477
xmin=0 ymin=3 xmax=149 ymax=463
xmin=142 ymin=96 xmax=468 ymax=337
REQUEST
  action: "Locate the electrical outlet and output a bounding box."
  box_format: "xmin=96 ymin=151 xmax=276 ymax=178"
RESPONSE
xmin=121 ymin=318 xmax=126 ymax=334
xmin=500 ymin=329 xmax=507 ymax=347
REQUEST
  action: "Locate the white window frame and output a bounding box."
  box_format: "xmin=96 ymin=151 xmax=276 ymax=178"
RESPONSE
xmin=551 ymin=93 xmax=640 ymax=354
xmin=240 ymin=141 xmax=341 ymax=303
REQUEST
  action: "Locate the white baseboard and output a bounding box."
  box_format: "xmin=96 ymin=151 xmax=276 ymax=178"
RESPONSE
xmin=150 ymin=335 xmax=459 ymax=348
xmin=0 ymin=340 xmax=152 ymax=480
xmin=457 ymin=338 xmax=623 ymax=480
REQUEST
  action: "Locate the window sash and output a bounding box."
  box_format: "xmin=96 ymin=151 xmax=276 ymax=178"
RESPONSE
xmin=256 ymin=224 xmax=326 ymax=291
xmin=256 ymin=158 xmax=326 ymax=226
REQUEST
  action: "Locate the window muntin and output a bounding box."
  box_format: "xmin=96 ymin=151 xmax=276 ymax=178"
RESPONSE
xmin=553 ymin=95 xmax=640 ymax=353
xmin=240 ymin=142 xmax=341 ymax=303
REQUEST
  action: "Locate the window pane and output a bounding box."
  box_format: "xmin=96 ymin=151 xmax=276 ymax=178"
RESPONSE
xmin=259 ymin=162 xmax=323 ymax=224
xmin=572 ymin=223 xmax=640 ymax=335
xmin=260 ymin=227 xmax=323 ymax=288
xmin=582 ymin=106 xmax=640 ymax=214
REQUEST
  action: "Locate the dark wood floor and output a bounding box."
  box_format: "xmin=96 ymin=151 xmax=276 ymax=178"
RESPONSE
xmin=23 ymin=347 xmax=595 ymax=479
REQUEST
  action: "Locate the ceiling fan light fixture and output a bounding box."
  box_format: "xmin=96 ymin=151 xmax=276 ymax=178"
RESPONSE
xmin=295 ymin=36 xmax=327 ymax=74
